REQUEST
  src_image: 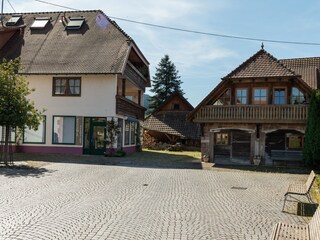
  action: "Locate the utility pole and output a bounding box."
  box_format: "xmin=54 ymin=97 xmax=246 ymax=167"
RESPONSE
xmin=1 ymin=0 xmax=4 ymax=26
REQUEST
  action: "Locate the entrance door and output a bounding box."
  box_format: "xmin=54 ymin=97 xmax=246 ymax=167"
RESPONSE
xmin=83 ymin=118 xmax=106 ymax=155
xmin=232 ymin=131 xmax=251 ymax=160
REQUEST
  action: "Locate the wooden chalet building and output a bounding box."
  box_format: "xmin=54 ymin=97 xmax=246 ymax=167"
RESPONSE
xmin=188 ymin=47 xmax=319 ymax=164
xmin=143 ymin=92 xmax=200 ymax=149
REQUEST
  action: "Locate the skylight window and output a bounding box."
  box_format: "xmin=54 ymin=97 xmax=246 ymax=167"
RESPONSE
xmin=6 ymin=15 xmax=22 ymax=26
xmin=66 ymin=17 xmax=85 ymax=30
xmin=30 ymin=17 xmax=51 ymax=29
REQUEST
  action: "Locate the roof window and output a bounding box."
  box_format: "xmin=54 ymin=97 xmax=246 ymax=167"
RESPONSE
xmin=30 ymin=17 xmax=51 ymax=29
xmin=6 ymin=15 xmax=22 ymax=26
xmin=65 ymin=17 xmax=85 ymax=30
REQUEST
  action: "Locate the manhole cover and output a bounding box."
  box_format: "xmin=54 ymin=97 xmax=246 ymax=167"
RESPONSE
xmin=231 ymin=187 xmax=247 ymax=190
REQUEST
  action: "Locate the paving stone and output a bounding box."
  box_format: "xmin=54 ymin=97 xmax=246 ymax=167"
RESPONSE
xmin=0 ymin=160 xmax=310 ymax=239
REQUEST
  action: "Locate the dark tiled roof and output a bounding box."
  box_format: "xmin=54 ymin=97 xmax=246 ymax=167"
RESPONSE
xmin=0 ymin=10 xmax=134 ymax=74
xmin=280 ymin=57 xmax=320 ymax=89
xmin=143 ymin=111 xmax=201 ymax=140
xmin=224 ymin=49 xmax=297 ymax=79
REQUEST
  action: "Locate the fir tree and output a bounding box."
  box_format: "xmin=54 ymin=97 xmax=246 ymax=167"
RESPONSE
xmin=303 ymin=90 xmax=320 ymax=168
xmin=149 ymin=55 xmax=184 ymax=110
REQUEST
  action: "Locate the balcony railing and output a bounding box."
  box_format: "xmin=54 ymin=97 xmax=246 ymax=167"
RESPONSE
xmin=193 ymin=105 xmax=308 ymax=123
xmin=124 ymin=62 xmax=147 ymax=91
xmin=116 ymin=95 xmax=145 ymax=120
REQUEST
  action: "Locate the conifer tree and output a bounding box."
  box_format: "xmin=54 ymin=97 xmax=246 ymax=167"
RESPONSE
xmin=149 ymin=55 xmax=184 ymax=110
xmin=303 ymin=90 xmax=320 ymax=168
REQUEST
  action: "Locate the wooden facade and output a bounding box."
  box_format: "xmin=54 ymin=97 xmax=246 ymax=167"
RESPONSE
xmin=189 ymin=49 xmax=317 ymax=165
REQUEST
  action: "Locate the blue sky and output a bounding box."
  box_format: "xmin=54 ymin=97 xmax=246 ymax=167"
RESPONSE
xmin=3 ymin=0 xmax=320 ymax=106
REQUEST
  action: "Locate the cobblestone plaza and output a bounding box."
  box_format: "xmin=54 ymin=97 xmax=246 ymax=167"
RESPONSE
xmin=0 ymin=155 xmax=310 ymax=240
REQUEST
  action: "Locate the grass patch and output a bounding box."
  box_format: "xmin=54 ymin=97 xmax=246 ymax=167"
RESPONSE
xmin=311 ymin=173 xmax=320 ymax=203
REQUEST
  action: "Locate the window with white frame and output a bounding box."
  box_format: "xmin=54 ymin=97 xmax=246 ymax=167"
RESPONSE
xmin=53 ymin=116 xmax=76 ymax=144
xmin=23 ymin=117 xmax=46 ymax=143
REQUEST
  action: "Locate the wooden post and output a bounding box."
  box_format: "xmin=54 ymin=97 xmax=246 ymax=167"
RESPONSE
xmin=122 ymin=79 xmax=126 ymax=97
xmin=138 ymin=90 xmax=141 ymax=105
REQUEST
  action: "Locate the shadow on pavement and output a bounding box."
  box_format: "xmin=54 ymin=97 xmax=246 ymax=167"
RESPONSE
xmin=0 ymin=165 xmax=53 ymax=178
xmin=297 ymin=203 xmax=319 ymax=217
xmin=211 ymin=163 xmax=311 ymax=174
xmin=13 ymin=150 xmax=203 ymax=170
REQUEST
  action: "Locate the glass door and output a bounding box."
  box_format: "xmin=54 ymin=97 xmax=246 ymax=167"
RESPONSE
xmin=83 ymin=118 xmax=106 ymax=155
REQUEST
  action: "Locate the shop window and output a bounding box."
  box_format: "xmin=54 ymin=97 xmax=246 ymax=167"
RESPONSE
xmin=216 ymin=133 xmax=229 ymax=145
xmin=0 ymin=126 xmax=16 ymax=143
xmin=23 ymin=116 xmax=46 ymax=143
xmin=124 ymin=121 xmax=130 ymax=145
xmin=124 ymin=120 xmax=138 ymax=146
xmin=53 ymin=116 xmax=76 ymax=144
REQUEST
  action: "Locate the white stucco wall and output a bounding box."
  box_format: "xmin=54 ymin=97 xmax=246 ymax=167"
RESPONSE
xmin=23 ymin=74 xmax=118 ymax=148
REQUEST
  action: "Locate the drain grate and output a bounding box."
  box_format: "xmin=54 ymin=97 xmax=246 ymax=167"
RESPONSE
xmin=231 ymin=186 xmax=247 ymax=190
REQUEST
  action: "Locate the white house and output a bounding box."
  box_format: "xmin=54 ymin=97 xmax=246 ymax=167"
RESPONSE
xmin=0 ymin=10 xmax=150 ymax=155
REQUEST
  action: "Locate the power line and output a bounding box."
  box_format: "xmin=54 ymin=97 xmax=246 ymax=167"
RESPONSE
xmin=6 ymin=0 xmax=15 ymax=13
xmin=110 ymin=16 xmax=320 ymax=46
xmin=34 ymin=0 xmax=320 ymax=46
xmin=35 ymin=0 xmax=78 ymax=11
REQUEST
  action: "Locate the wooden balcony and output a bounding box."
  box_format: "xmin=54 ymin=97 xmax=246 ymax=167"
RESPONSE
xmin=193 ymin=105 xmax=308 ymax=123
xmin=116 ymin=95 xmax=145 ymax=120
xmin=124 ymin=62 xmax=147 ymax=91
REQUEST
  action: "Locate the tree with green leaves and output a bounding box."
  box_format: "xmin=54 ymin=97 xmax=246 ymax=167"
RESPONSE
xmin=0 ymin=58 xmax=44 ymax=165
xmin=303 ymin=90 xmax=320 ymax=168
xmin=149 ymin=55 xmax=184 ymax=111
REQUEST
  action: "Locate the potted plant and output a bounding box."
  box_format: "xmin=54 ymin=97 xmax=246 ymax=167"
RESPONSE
xmin=253 ymin=155 xmax=261 ymax=165
xmin=202 ymin=154 xmax=209 ymax=163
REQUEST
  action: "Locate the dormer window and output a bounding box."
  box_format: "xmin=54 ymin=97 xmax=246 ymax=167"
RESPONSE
xmin=30 ymin=17 xmax=51 ymax=29
xmin=5 ymin=15 xmax=22 ymax=26
xmin=66 ymin=17 xmax=85 ymax=30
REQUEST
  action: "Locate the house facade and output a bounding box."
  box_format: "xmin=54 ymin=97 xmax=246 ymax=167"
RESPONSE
xmin=143 ymin=92 xmax=200 ymax=149
xmin=0 ymin=10 xmax=150 ymax=155
xmin=188 ymin=48 xmax=319 ymax=164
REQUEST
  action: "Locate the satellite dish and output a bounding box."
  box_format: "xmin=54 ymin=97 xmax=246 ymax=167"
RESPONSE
xmin=96 ymin=13 xmax=109 ymax=29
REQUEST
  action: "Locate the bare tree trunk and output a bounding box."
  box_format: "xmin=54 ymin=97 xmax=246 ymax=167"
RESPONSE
xmin=3 ymin=125 xmax=10 ymax=165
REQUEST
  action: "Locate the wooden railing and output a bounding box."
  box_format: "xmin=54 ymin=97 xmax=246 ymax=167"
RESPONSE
xmin=116 ymin=95 xmax=145 ymax=120
xmin=193 ymin=105 xmax=308 ymax=123
xmin=124 ymin=62 xmax=147 ymax=91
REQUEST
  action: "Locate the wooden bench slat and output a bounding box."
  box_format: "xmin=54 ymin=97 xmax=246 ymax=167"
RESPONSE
xmin=271 ymin=192 xmax=319 ymax=240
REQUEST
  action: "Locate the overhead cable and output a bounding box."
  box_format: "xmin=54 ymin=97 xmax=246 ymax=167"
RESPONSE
xmin=34 ymin=0 xmax=320 ymax=46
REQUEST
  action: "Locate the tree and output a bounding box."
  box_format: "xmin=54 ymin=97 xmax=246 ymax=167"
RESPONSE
xmin=149 ymin=55 xmax=184 ymax=110
xmin=0 ymin=58 xmax=44 ymax=165
xmin=303 ymin=90 xmax=320 ymax=168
